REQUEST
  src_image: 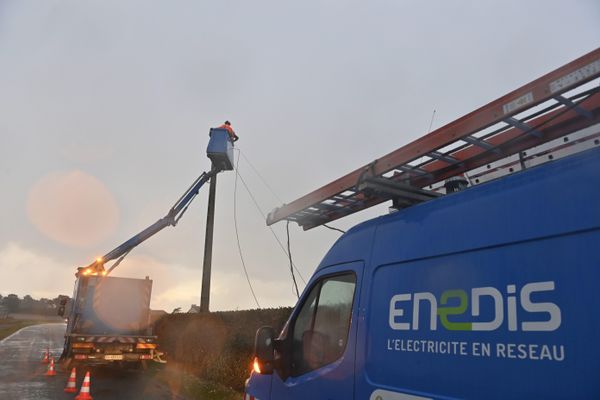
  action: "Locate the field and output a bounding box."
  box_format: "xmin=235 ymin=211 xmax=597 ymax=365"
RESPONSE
xmin=0 ymin=315 xmax=64 ymax=341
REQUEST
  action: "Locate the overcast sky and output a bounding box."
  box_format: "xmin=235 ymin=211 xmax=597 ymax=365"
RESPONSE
xmin=1 ymin=0 xmax=598 ymax=312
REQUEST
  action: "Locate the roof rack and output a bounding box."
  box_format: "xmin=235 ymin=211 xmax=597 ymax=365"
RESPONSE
xmin=267 ymin=48 xmax=600 ymax=230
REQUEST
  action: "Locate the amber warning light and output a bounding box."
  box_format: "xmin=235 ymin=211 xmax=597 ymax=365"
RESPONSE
xmin=253 ymin=357 xmax=261 ymax=374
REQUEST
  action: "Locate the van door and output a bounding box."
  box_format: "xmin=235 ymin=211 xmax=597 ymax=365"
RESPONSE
xmin=270 ymin=262 xmax=362 ymax=400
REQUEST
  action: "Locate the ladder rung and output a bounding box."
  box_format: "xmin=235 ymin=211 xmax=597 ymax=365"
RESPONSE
xmin=554 ymin=95 xmax=594 ymax=119
xmin=332 ymin=194 xmax=354 ymax=201
xmin=428 ymin=151 xmax=458 ymax=164
xmin=397 ymin=165 xmax=432 ymax=177
xmin=463 ymin=135 xmax=501 ymax=154
xmin=313 ymin=203 xmax=340 ymax=211
xmin=503 ymin=117 xmax=543 ymax=138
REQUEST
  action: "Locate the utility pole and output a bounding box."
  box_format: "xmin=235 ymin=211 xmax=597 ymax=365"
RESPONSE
xmin=200 ymin=168 xmax=217 ymax=312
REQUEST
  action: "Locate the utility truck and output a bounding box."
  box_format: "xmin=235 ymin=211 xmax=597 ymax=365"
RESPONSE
xmin=59 ymin=128 xmax=234 ymax=367
xmin=246 ymin=49 xmax=600 ymax=399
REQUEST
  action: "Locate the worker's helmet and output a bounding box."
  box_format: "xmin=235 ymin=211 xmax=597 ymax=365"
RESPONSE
xmin=224 ymin=120 xmax=231 ymax=126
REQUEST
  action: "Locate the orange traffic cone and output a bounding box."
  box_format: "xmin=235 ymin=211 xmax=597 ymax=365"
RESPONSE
xmin=75 ymin=371 xmax=93 ymax=400
xmin=45 ymin=357 xmax=56 ymax=376
xmin=64 ymin=367 xmax=77 ymax=393
xmin=41 ymin=348 xmax=50 ymax=364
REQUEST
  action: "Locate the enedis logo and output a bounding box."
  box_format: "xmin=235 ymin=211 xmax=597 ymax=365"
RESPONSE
xmin=389 ymin=281 xmax=561 ymax=332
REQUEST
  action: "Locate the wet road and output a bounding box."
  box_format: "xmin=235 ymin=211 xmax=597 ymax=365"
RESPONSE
xmin=0 ymin=324 xmax=183 ymax=400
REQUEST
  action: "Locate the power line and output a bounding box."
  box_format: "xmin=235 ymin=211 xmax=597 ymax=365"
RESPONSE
xmin=233 ymin=151 xmax=261 ymax=309
xmin=239 ymin=149 xmax=284 ymax=203
xmin=427 ymin=109 xmax=437 ymax=133
xmin=286 ymin=221 xmax=300 ymax=299
xmin=233 ymin=148 xmax=307 ymax=286
xmin=235 ymin=168 xmax=307 ymax=285
xmin=322 ymin=224 xmax=346 ymax=234
xmin=233 ymin=161 xmax=307 ymax=285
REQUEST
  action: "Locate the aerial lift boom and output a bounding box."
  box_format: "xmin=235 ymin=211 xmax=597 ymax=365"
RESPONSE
xmin=58 ymin=128 xmax=233 ymax=367
xmin=78 ymin=128 xmax=234 ymax=276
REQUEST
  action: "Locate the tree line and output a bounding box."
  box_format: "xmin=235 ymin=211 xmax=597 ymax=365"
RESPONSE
xmin=0 ymin=293 xmax=68 ymax=315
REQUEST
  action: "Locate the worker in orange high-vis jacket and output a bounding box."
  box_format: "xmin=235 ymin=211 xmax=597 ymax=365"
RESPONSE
xmin=219 ymin=121 xmax=239 ymax=143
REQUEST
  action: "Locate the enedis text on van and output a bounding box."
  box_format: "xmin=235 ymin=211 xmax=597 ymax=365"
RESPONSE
xmin=386 ymin=280 xmax=565 ymax=362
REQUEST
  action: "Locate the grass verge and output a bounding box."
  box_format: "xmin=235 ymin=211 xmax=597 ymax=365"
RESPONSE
xmin=0 ymin=319 xmax=54 ymax=341
xmin=152 ymin=362 xmax=242 ymax=400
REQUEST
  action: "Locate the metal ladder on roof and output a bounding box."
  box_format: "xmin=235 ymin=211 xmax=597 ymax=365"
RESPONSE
xmin=267 ymin=48 xmax=600 ymax=230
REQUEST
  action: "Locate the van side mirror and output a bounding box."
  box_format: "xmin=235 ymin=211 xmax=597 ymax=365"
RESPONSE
xmin=57 ymin=306 xmax=65 ymax=317
xmin=253 ymin=326 xmax=275 ymax=374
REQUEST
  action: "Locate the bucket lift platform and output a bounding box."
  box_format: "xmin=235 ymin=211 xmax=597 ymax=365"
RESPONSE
xmin=207 ymin=128 xmax=235 ymax=171
xmin=267 ymin=48 xmax=600 ymax=230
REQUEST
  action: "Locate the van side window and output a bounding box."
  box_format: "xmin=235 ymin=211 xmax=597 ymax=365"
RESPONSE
xmin=291 ymin=273 xmax=356 ymax=376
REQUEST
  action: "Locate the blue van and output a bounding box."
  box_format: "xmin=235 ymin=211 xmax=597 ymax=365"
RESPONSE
xmin=245 ymin=143 xmax=600 ymax=399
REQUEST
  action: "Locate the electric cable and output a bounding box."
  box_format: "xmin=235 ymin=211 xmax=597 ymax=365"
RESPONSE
xmin=233 ymin=151 xmax=261 ymax=309
xmin=239 ymin=149 xmax=284 ymax=203
xmin=286 ymin=221 xmax=300 ymax=298
xmin=322 ymin=224 xmax=346 ymax=234
xmin=427 ymin=109 xmax=437 ymax=133
xmin=236 ymin=168 xmax=307 ymax=285
xmin=235 ymin=148 xmax=307 ymax=285
xmin=232 ymin=155 xmax=307 ymax=285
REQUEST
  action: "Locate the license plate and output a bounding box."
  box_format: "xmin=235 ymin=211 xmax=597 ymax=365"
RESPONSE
xmin=104 ymin=355 xmax=124 ymax=360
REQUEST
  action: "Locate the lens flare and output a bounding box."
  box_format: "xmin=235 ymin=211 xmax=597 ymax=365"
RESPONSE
xmin=27 ymin=170 xmax=119 ymax=247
